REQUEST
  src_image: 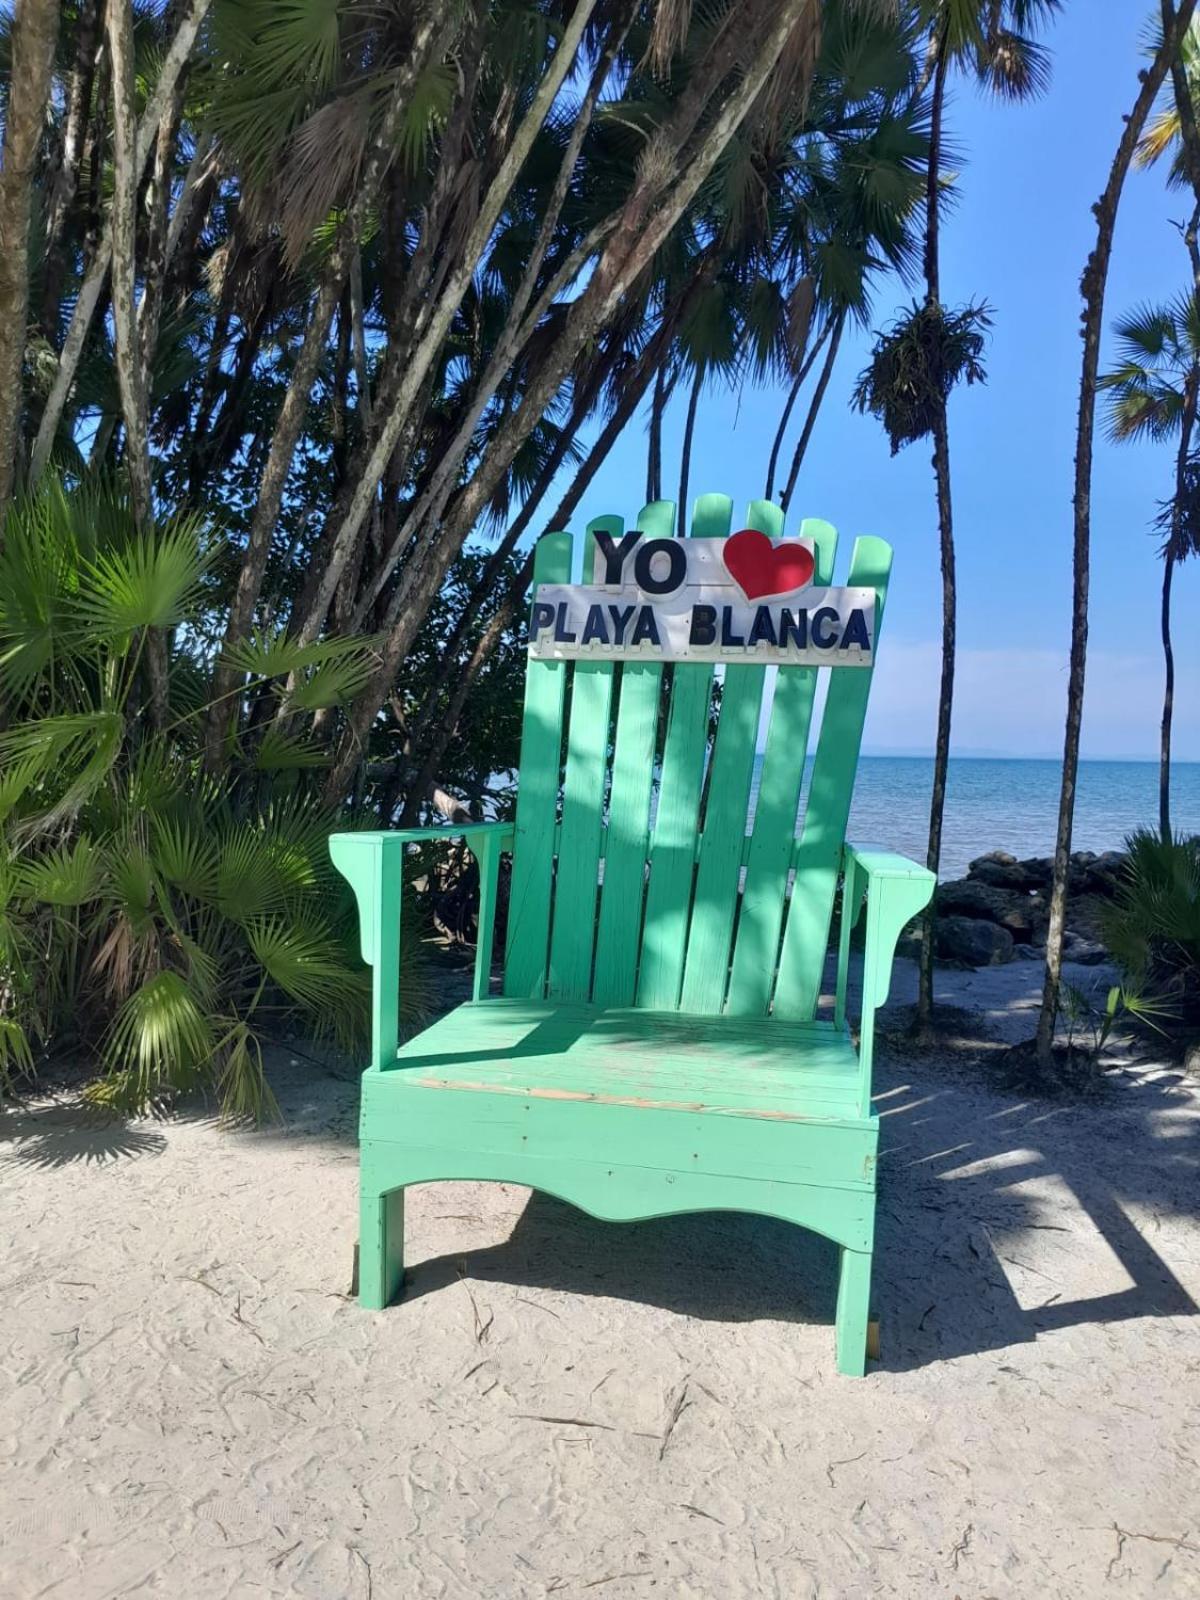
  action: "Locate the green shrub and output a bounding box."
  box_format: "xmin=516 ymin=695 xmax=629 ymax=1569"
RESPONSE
xmin=0 ymin=478 xmax=421 ymax=1117
xmin=1101 ymin=829 xmax=1200 ymax=1045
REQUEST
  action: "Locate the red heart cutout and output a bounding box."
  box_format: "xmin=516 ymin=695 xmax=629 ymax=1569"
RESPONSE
xmin=722 ymin=528 xmax=814 ymax=600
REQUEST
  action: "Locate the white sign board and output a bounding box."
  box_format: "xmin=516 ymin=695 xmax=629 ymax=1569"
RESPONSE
xmin=528 ymin=530 xmax=874 ymax=667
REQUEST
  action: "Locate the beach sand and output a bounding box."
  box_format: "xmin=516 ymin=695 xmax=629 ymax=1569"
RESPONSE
xmin=3 ymin=957 xmax=1198 ymax=1599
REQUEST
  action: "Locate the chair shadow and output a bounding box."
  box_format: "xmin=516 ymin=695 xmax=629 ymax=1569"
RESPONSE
xmin=406 ymin=1198 xmax=841 ymax=1327
xmin=397 ymin=1054 xmax=1199 ymax=1373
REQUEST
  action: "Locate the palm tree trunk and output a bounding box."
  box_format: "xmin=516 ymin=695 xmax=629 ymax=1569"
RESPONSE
xmin=1034 ymin=0 xmax=1195 ymax=1064
xmin=401 ymin=337 xmax=629 ymax=754
xmin=398 ymin=353 xmax=659 ymax=824
xmin=1161 ymin=368 xmax=1196 ymax=836
xmin=28 ymin=0 xmax=214 ymax=486
xmin=778 ymin=312 xmax=843 ymax=512
xmin=764 ymin=316 xmax=832 ymax=501
xmin=320 ymin=0 xmax=825 ymax=803
xmin=107 ymin=0 xmax=153 ymax=532
xmin=349 ymin=246 xmax=373 ymax=435
xmin=137 ymin=77 xmax=189 ymax=376
xmin=40 ymin=0 xmax=100 ymax=334
xmin=917 ymin=405 xmax=956 ymax=1026
xmin=290 ymin=0 xmax=604 ymax=659
xmin=0 ymin=0 xmax=63 ymax=516
xmin=1160 ymin=550 xmax=1176 ymax=839
xmin=107 ymin=0 xmax=169 ymax=729
xmin=314 ymin=0 xmax=820 ymax=741
xmin=647 ymin=361 xmax=668 ymax=502
xmin=915 ymin=32 xmax=952 ymax=1031
xmin=677 ymin=365 xmax=702 ymax=534
xmin=203 ymin=5 xmax=451 ymax=769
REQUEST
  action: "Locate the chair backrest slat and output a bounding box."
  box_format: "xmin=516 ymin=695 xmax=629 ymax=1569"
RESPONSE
xmin=591 ymin=503 xmax=675 ymax=1007
xmin=676 ymin=500 xmax=784 ymax=1014
xmin=503 ymin=530 xmax=572 ymax=998
xmin=724 ymin=518 xmax=838 ymax=1015
xmin=547 ymin=658 xmax=615 ymax=997
xmin=770 ymin=535 xmax=892 ymax=1019
xmin=634 ymin=494 xmax=729 ymax=1009
xmin=505 ymin=499 xmax=889 ymax=1019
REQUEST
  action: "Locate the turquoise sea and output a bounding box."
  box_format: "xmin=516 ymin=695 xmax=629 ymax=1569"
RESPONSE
xmin=794 ymin=757 xmax=1200 ymax=880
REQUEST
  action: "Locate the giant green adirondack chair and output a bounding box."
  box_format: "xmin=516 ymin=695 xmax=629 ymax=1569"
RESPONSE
xmin=330 ymin=496 xmax=933 ymax=1376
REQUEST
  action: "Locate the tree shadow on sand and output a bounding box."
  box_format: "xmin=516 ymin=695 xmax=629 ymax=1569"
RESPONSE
xmin=1 ymin=1099 xmax=168 ymax=1168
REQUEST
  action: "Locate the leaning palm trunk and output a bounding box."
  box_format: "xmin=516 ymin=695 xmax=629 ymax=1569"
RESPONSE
xmin=778 ymin=312 xmax=844 ymax=512
xmin=398 ymin=338 xmax=631 ymax=757
xmin=1163 ymin=31 xmax=1200 ymax=838
xmin=647 ymin=361 xmax=669 ymax=502
xmin=28 ymin=0 xmax=214 ymax=485
xmin=1035 ymin=0 xmax=1196 ymax=1062
xmin=398 ymin=349 xmax=662 ymax=824
xmin=0 ymin=0 xmax=63 ymax=515
xmin=323 ymin=0 xmax=824 ymax=802
xmin=288 ymin=0 xmax=603 ymax=661
xmin=677 ymin=365 xmax=703 ymax=535
xmin=764 ymin=316 xmax=833 ymax=501
xmin=203 ymin=1 xmax=451 ymax=771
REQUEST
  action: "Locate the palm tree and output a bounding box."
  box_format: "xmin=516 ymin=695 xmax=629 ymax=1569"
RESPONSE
xmin=1101 ymin=291 xmax=1200 ymax=836
xmin=855 ymin=0 xmax=1058 ymax=1034
xmin=1035 ymin=0 xmax=1198 ymax=1066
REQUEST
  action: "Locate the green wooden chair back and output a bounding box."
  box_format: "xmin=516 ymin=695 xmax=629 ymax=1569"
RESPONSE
xmin=503 ymin=494 xmax=892 ymax=1020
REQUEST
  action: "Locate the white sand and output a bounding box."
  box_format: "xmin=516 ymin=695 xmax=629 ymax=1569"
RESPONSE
xmin=3 ymin=958 xmax=1199 ymax=1599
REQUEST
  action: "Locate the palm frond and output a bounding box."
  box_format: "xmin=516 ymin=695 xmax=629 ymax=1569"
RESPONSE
xmin=91 ymin=970 xmax=216 ymax=1111
xmin=0 ymin=714 xmax=124 ymax=833
xmin=219 ymin=628 xmax=378 ymax=680
xmin=17 ymin=837 xmax=105 ymax=906
xmin=250 ymin=728 xmax=332 ymax=770
xmin=75 ymin=516 xmax=209 ymax=638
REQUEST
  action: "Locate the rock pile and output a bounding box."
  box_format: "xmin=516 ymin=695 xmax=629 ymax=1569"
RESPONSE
xmin=927 ymin=849 xmax=1126 ymax=968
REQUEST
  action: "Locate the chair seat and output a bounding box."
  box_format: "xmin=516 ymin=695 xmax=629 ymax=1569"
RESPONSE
xmin=377 ymin=998 xmax=870 ymax=1125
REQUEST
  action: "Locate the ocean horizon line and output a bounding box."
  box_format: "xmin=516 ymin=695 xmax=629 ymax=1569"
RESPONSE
xmin=855 ymin=751 xmax=1200 ymax=766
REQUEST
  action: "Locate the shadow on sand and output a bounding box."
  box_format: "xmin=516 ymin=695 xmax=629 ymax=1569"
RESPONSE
xmin=5 ymin=1028 xmax=1196 ymax=1373
xmin=387 ymin=1051 xmax=1199 ymax=1373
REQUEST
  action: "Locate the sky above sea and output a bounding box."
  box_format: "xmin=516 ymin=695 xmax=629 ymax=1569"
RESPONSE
xmin=520 ymin=1 xmax=1199 ymax=763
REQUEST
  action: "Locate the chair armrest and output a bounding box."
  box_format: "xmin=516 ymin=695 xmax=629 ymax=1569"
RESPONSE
xmin=330 ymin=823 xmax=514 ymax=1067
xmin=836 ymin=843 xmax=935 ymax=1113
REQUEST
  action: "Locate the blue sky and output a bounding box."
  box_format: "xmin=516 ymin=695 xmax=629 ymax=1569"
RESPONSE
xmin=567 ymin=2 xmax=1200 ymax=761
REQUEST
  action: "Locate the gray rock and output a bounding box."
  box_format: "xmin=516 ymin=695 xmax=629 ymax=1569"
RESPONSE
xmin=1077 ymin=851 xmax=1127 ymax=896
xmin=936 ymin=879 xmax=1046 ymax=942
xmin=936 ymin=914 xmax=1015 ymax=967
xmin=1062 ymin=934 xmax=1108 ymax=966
xmin=969 ymin=850 xmax=1019 ymax=868
xmin=968 ymin=851 xmax=1041 ymax=891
